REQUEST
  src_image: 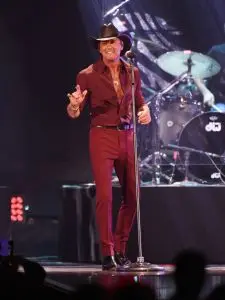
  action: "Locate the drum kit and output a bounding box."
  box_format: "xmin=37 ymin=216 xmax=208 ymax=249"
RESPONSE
xmin=139 ymin=49 xmax=225 ymax=185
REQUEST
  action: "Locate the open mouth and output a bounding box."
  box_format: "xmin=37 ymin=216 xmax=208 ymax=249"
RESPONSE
xmin=106 ymin=50 xmax=114 ymax=54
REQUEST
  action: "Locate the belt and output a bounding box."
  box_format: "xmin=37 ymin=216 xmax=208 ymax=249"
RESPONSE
xmin=94 ymin=124 xmax=133 ymax=130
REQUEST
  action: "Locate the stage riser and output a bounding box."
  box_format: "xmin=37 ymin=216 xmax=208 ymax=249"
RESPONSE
xmin=59 ymin=186 xmax=101 ymax=263
xmin=59 ymin=186 xmax=225 ymax=264
xmin=125 ymin=186 xmax=225 ymax=264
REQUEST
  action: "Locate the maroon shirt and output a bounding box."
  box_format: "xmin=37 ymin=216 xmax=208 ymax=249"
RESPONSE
xmin=77 ymin=58 xmax=145 ymax=126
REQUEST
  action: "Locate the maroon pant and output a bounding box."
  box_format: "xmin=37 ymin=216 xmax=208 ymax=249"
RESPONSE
xmin=89 ymin=127 xmax=137 ymax=256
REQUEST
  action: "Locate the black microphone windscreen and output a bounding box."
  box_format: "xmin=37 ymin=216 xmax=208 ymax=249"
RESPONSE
xmin=125 ymin=50 xmax=136 ymax=59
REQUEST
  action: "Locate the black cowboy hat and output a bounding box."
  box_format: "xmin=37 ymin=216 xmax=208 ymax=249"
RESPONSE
xmin=90 ymin=23 xmax=132 ymax=56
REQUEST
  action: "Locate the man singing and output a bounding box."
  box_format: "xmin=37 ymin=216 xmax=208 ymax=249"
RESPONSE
xmin=67 ymin=24 xmax=151 ymax=270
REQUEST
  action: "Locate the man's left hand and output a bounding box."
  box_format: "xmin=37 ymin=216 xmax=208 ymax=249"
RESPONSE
xmin=137 ymin=105 xmax=151 ymax=125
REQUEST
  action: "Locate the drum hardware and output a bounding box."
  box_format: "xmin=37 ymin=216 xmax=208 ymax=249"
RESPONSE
xmin=184 ymin=151 xmax=190 ymax=182
xmin=210 ymin=102 xmax=225 ymax=113
xmin=158 ymin=145 xmax=195 ymax=184
xmin=142 ymin=71 xmax=191 ymax=185
xmin=165 ymin=131 xmax=225 ymax=184
xmin=139 ymin=50 xmax=223 ymax=185
xmin=140 ymin=159 xmax=172 ymax=183
xmin=177 ymin=79 xmax=204 ymax=100
xmin=211 ymin=104 xmax=223 ymax=112
xmin=146 ymin=70 xmax=190 ymax=108
xmin=160 ymin=143 xmax=224 ymax=185
xmin=166 ymin=143 xmax=224 ymax=159
xmin=139 ymin=151 xmax=177 ymax=184
xmin=152 ymin=151 xmax=174 ymax=184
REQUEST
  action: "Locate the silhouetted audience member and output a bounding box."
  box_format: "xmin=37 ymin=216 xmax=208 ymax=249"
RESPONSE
xmin=0 ymin=254 xmax=73 ymax=297
xmin=74 ymin=283 xmax=109 ymax=300
xmin=168 ymin=249 xmax=207 ymax=300
xmin=112 ymin=282 xmax=157 ymax=300
xmin=0 ymin=255 xmax=47 ymax=297
xmin=205 ymin=284 xmax=225 ymax=300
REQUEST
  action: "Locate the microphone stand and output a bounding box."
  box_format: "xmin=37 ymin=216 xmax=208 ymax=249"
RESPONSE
xmin=123 ymin=55 xmax=163 ymax=272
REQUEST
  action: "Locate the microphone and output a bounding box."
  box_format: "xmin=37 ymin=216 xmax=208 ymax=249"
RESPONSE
xmin=125 ymin=50 xmax=136 ymax=60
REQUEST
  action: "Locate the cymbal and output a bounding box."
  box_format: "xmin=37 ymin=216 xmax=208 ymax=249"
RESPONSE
xmin=157 ymin=50 xmax=221 ymax=78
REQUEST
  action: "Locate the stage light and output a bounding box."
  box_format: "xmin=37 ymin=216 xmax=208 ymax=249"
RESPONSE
xmin=10 ymin=196 xmax=24 ymax=223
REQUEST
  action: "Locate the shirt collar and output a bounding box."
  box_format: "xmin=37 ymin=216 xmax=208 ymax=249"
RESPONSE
xmin=93 ymin=58 xmax=128 ymax=74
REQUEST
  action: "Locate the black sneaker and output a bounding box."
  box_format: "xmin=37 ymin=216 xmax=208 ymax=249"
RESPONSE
xmin=102 ymin=256 xmax=117 ymax=271
xmin=115 ymin=252 xmax=131 ymax=268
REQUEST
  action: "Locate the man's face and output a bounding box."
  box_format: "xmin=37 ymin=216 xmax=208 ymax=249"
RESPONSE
xmin=99 ymin=38 xmax=123 ymax=61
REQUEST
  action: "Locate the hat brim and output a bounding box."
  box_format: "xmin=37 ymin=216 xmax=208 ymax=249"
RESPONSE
xmin=90 ymin=34 xmax=132 ymax=56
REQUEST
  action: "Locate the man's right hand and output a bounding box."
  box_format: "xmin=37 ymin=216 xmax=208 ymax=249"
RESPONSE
xmin=203 ymin=90 xmax=215 ymax=107
xmin=67 ymin=85 xmax=88 ymax=107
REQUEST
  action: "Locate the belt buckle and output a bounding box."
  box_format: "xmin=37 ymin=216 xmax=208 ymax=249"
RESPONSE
xmin=118 ymin=124 xmax=128 ymax=130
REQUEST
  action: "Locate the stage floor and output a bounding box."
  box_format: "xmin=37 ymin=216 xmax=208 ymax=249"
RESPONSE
xmin=40 ymin=261 xmax=225 ymax=299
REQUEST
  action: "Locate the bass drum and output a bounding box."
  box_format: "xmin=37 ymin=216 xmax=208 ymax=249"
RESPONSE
xmin=178 ymin=112 xmax=225 ymax=184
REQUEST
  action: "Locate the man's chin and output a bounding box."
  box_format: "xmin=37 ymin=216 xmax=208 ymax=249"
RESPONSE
xmin=103 ymin=55 xmax=120 ymax=62
xmin=105 ymin=55 xmax=115 ymax=60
